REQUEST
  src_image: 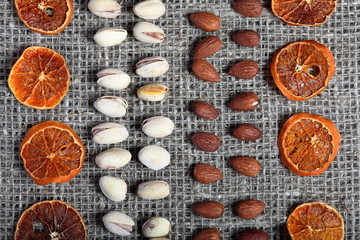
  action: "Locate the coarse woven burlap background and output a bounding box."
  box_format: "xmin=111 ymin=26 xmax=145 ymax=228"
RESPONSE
xmin=0 ymin=0 xmax=359 ymax=239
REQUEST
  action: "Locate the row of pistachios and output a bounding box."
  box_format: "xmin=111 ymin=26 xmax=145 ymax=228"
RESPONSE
xmin=88 ymin=0 xmax=172 ymax=238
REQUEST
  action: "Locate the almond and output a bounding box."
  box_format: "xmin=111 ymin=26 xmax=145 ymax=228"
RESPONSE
xmin=232 ymin=0 xmax=263 ymax=18
xmin=193 ymin=228 xmax=221 ymax=240
xmin=193 ymin=164 xmax=223 ymax=184
xmin=230 ymin=156 xmax=261 ymax=177
xmin=192 ymin=201 xmax=224 ymax=218
xmin=191 ymin=132 xmax=221 ymax=152
xmin=194 ymin=36 xmax=222 ymax=59
xmin=233 ymin=124 xmax=262 ymax=141
xmin=237 ymin=229 xmax=269 ymax=240
xmin=190 ymin=100 xmax=219 ymax=120
xmin=233 ymin=30 xmax=260 ymax=47
xmin=229 ymin=60 xmax=258 ymax=79
xmin=229 ymin=92 xmax=259 ymax=111
xmin=237 ymin=200 xmax=265 ymax=219
xmin=192 ymin=59 xmax=220 ymax=82
xmin=190 ymin=12 xmax=221 ymax=32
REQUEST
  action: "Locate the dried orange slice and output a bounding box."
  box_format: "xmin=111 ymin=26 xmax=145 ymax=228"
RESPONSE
xmin=20 ymin=121 xmax=85 ymax=186
xmin=278 ymin=113 xmax=340 ymax=176
xmin=272 ymin=0 xmax=337 ymax=26
xmin=15 ymin=200 xmax=86 ymax=240
xmin=8 ymin=46 xmax=70 ymax=110
xmin=287 ymin=202 xmax=344 ymax=240
xmin=15 ymin=0 xmax=73 ymax=35
xmin=271 ymin=40 xmax=335 ymax=101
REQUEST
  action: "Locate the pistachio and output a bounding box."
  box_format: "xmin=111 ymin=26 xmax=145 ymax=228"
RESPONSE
xmin=136 ymin=57 xmax=169 ymax=78
xmin=137 ymin=180 xmax=170 ymax=200
xmin=133 ymin=0 xmax=166 ymax=20
xmin=137 ymin=83 xmax=169 ymax=102
xmin=142 ymin=116 xmax=174 ymax=138
xmin=103 ymin=211 xmax=135 ymax=236
xmin=94 ymin=28 xmax=127 ymax=47
xmin=88 ymin=0 xmax=121 ymax=18
xmin=138 ymin=145 xmax=170 ymax=170
xmin=142 ymin=217 xmax=170 ymax=238
xmin=92 ymin=122 xmax=129 ymax=144
xmin=99 ymin=176 xmax=127 ymax=201
xmin=97 ymin=68 xmax=131 ymax=90
xmin=133 ymin=21 xmax=165 ymax=43
xmin=94 ymin=96 xmax=128 ymax=118
xmin=95 ymin=148 xmax=132 ymax=169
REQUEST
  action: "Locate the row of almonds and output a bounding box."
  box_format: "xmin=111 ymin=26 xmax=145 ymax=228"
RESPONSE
xmin=188 ymin=0 xmax=270 ymax=239
xmin=88 ymin=0 xmax=173 ymax=238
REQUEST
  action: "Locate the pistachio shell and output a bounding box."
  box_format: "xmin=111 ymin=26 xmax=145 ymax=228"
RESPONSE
xmin=133 ymin=0 xmax=166 ymax=20
xmin=133 ymin=21 xmax=165 ymax=43
xmin=95 ymin=148 xmax=132 ymax=169
xmin=94 ymin=28 xmax=127 ymax=47
xmin=88 ymin=0 xmax=121 ymax=18
xmin=103 ymin=211 xmax=135 ymax=236
xmin=92 ymin=122 xmax=129 ymax=144
xmin=94 ymin=96 xmax=128 ymax=118
xmin=138 ymin=145 xmax=170 ymax=170
xmin=142 ymin=217 xmax=170 ymax=238
xmin=97 ymin=68 xmax=131 ymax=90
xmin=99 ymin=176 xmax=127 ymax=201
xmin=137 ymin=180 xmax=170 ymax=199
xmin=142 ymin=116 xmax=174 ymax=138
xmin=137 ymin=83 xmax=169 ymax=101
xmin=135 ymin=57 xmax=169 ymax=78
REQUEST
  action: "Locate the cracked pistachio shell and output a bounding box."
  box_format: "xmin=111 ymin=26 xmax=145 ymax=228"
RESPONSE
xmin=94 ymin=28 xmax=127 ymax=47
xmin=138 ymin=145 xmax=170 ymax=170
xmin=137 ymin=180 xmax=170 ymax=199
xmin=94 ymin=96 xmax=128 ymax=118
xmin=135 ymin=57 xmax=169 ymax=78
xmin=133 ymin=0 xmax=166 ymax=20
xmin=88 ymin=0 xmax=121 ymax=18
xmin=133 ymin=21 xmax=165 ymax=43
xmin=99 ymin=176 xmax=127 ymax=201
xmin=92 ymin=122 xmax=129 ymax=144
xmin=142 ymin=217 xmax=170 ymax=238
xmin=137 ymin=83 xmax=169 ymax=102
xmin=97 ymin=68 xmax=131 ymax=90
xmin=95 ymin=148 xmax=132 ymax=169
xmin=103 ymin=211 xmax=135 ymax=236
xmin=142 ymin=116 xmax=174 ymax=138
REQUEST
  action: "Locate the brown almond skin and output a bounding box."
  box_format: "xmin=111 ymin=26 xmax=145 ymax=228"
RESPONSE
xmin=194 ymin=36 xmax=223 ymax=59
xmin=193 ymin=164 xmax=223 ymax=184
xmin=233 ymin=30 xmax=260 ymax=47
xmin=237 ymin=200 xmax=265 ymax=219
xmin=191 ymin=132 xmax=221 ymax=152
xmin=192 ymin=59 xmax=220 ymax=82
xmin=190 ymin=100 xmax=219 ymax=120
xmin=229 ymin=60 xmax=258 ymax=79
xmin=237 ymin=229 xmax=269 ymax=240
xmin=190 ymin=12 xmax=221 ymax=32
xmin=230 ymin=157 xmax=261 ymax=177
xmin=229 ymin=92 xmax=259 ymax=111
xmin=233 ymin=124 xmax=262 ymax=141
xmin=233 ymin=0 xmax=263 ymax=18
xmin=192 ymin=201 xmax=224 ymax=218
xmin=193 ymin=228 xmax=221 ymax=240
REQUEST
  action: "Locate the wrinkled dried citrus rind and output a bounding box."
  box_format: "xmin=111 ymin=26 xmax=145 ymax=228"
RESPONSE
xmin=15 ymin=200 xmax=86 ymax=240
xmin=8 ymin=46 xmax=70 ymax=110
xmin=272 ymin=0 xmax=337 ymax=26
xmin=15 ymin=0 xmax=73 ymax=35
xmin=20 ymin=121 xmax=85 ymax=185
xmin=271 ymin=40 xmax=335 ymax=101
xmin=278 ymin=113 xmax=340 ymax=176
xmin=287 ymin=202 xmax=344 ymax=240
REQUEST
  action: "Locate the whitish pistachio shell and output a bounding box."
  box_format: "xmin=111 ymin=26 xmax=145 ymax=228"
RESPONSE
xmin=103 ymin=211 xmax=135 ymax=236
xmin=136 ymin=57 xmax=169 ymax=78
xmin=99 ymin=176 xmax=127 ymax=201
xmin=142 ymin=116 xmax=174 ymax=138
xmin=95 ymin=148 xmax=132 ymax=169
xmin=137 ymin=180 xmax=170 ymax=199
xmin=142 ymin=217 xmax=170 ymax=238
xmin=97 ymin=68 xmax=131 ymax=90
xmin=94 ymin=96 xmax=128 ymax=117
xmin=133 ymin=21 xmax=165 ymax=43
xmin=138 ymin=145 xmax=170 ymax=170
xmin=92 ymin=122 xmax=129 ymax=144
xmin=133 ymin=0 xmax=166 ymax=20
xmin=137 ymin=83 xmax=169 ymax=101
xmin=88 ymin=0 xmax=121 ymax=18
xmin=94 ymin=28 xmax=127 ymax=47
